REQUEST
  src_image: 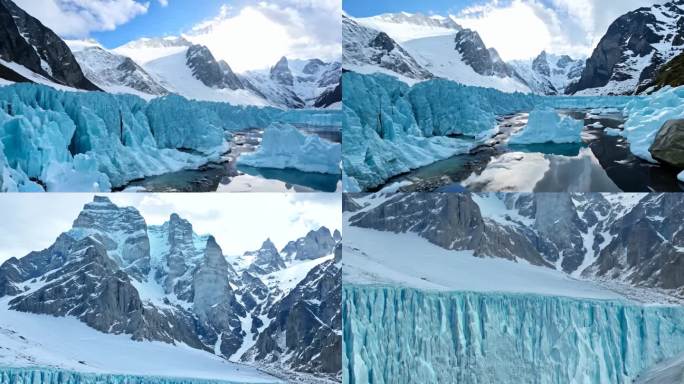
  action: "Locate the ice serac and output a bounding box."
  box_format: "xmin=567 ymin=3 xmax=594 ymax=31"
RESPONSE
xmin=508 ymin=108 xmax=583 ymax=144
xmin=342 ymin=71 xmax=635 ymax=191
xmin=343 ymin=285 xmax=684 ymax=384
xmin=280 ymin=226 xmax=338 ymax=262
xmin=0 ymin=368 xmax=277 ymax=384
xmin=0 ymin=82 xmax=294 ymax=191
xmin=0 ymin=0 xmax=99 ymax=90
xmin=237 ymin=123 xmax=340 ymax=174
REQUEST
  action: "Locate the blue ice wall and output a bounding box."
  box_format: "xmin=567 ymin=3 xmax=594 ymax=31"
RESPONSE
xmin=343 ymin=285 xmax=684 ymax=384
xmin=342 ymin=72 xmax=636 ymax=191
xmin=0 ymin=367 xmax=279 ymax=384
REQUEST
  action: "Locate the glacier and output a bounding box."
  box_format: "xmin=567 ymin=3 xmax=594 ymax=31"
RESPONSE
xmin=343 ymin=285 xmax=684 ymax=384
xmin=508 ymin=108 xmax=584 ymax=144
xmin=0 ymin=368 xmax=281 ymax=384
xmin=0 ymin=83 xmax=341 ymax=191
xmin=342 ymin=72 xmax=634 ymax=191
xmin=621 ymin=86 xmax=684 ymax=163
xmin=237 ymin=123 xmax=340 ymax=174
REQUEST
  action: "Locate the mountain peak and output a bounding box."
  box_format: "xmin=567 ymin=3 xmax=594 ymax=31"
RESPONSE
xmin=92 ymin=195 xmax=113 ymax=204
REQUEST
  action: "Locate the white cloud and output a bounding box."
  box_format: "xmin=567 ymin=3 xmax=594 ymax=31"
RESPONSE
xmin=158 ymin=0 xmax=168 ymax=7
xmin=453 ymin=0 xmax=664 ymax=61
xmin=0 ymin=193 xmax=341 ymax=263
xmin=13 ymin=0 xmax=149 ymax=38
xmin=184 ymin=1 xmax=341 ymax=72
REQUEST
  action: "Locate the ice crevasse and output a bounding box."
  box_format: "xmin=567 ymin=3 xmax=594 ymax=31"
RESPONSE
xmin=237 ymin=122 xmax=341 ymax=174
xmin=343 ymin=285 xmax=684 ymax=384
xmin=0 ymin=368 xmax=280 ymax=384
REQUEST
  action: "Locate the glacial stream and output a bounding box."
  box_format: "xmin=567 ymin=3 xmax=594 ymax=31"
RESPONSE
xmin=376 ymin=109 xmax=683 ymax=193
xmin=118 ymin=126 xmax=341 ymax=193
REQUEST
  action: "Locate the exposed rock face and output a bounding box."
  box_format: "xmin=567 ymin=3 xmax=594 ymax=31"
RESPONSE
xmin=0 ymin=233 xmax=74 ymax=297
xmin=243 ymin=245 xmax=342 ymax=379
xmin=649 ymin=119 xmax=684 ymax=168
xmin=342 ymin=15 xmax=432 ymax=80
xmin=280 ymin=226 xmax=338 ymax=261
xmin=566 ymin=0 xmax=684 ymax=95
xmin=7 ymin=237 xmax=204 ymax=349
xmin=192 ymin=236 xmax=244 ymax=357
xmin=245 ymin=239 xmax=286 ymax=274
xmin=0 ymin=196 xmax=341 ymax=380
xmin=346 ymin=193 xmax=684 ymax=297
xmin=73 ymin=46 xmax=168 ymax=95
xmin=454 ymin=29 xmax=515 ymax=78
xmin=270 ymin=57 xmax=294 ymax=86
xmin=70 ymin=196 xmax=150 ymax=279
xmin=642 ymin=51 xmax=684 ymax=92
xmin=153 ymin=213 xmax=201 ymax=299
xmin=186 ymin=44 xmax=244 ymax=90
xmin=349 ymin=193 xmax=550 ymax=266
xmin=532 ymin=51 xmax=551 ymax=76
xmin=0 ymin=0 xmax=99 ymax=90
xmin=314 ymin=83 xmax=341 ymax=108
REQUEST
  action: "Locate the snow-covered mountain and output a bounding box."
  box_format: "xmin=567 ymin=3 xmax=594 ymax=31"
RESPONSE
xmin=109 ymin=37 xmax=270 ymax=106
xmin=0 ymin=196 xmax=341 ymax=382
xmin=567 ymin=0 xmax=684 ymax=95
xmin=342 ymin=14 xmax=432 ymax=82
xmin=0 ymin=0 xmax=99 ymax=91
xmin=354 ymin=12 xmax=461 ymax=42
xmin=345 ymin=193 xmax=684 ymax=299
xmin=242 ymin=56 xmax=342 ymax=109
xmin=511 ymin=51 xmax=584 ymax=95
xmin=67 ymin=40 xmax=168 ymax=98
xmin=344 ymin=12 xmax=531 ymax=92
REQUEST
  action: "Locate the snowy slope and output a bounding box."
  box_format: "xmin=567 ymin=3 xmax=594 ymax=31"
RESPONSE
xmin=343 ymin=225 xmax=622 ymax=300
xmin=0 ymin=299 xmax=279 ymax=383
xmin=67 ymin=41 xmax=168 ymax=100
xmin=510 ymin=51 xmax=585 ymax=95
xmin=403 ymin=35 xmax=531 ymax=93
xmin=355 ymin=12 xmax=460 ymax=43
xmin=143 ymin=50 xmax=269 ymax=106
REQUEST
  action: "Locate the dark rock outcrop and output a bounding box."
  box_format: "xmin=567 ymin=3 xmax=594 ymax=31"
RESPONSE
xmin=0 ymin=0 xmax=99 ymax=90
xmin=566 ymin=0 xmax=684 ymax=94
xmin=186 ymin=44 xmax=244 ymax=90
xmin=280 ymin=226 xmax=338 ymax=261
xmin=649 ymin=119 xmax=684 ymax=168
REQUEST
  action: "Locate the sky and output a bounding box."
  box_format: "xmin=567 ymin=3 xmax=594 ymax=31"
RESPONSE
xmin=0 ymin=193 xmax=341 ymax=263
xmin=13 ymin=0 xmax=341 ymax=72
xmin=344 ymin=0 xmax=664 ymax=61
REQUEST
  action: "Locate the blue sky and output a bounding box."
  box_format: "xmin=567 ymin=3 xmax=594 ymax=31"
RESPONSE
xmin=91 ymin=1 xmax=225 ymax=48
xmin=13 ymin=0 xmax=341 ymax=71
xmin=343 ymin=0 xmax=663 ymax=60
xmin=343 ymin=0 xmax=473 ymax=18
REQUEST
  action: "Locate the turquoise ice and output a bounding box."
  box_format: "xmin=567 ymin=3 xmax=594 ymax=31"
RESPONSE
xmin=343 ymin=285 xmax=684 ymax=384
